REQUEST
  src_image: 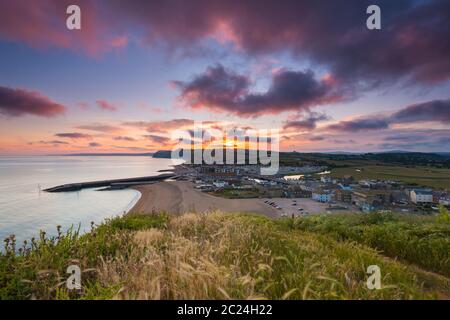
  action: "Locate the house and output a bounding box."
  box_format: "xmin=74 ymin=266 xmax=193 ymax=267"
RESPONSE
xmin=352 ymin=189 xmax=392 ymax=211
xmin=410 ymin=189 xmax=433 ymax=204
xmin=286 ymin=186 xmax=312 ymax=198
xmin=439 ymin=196 xmax=450 ymax=206
xmin=312 ymin=189 xmax=333 ymax=203
xmin=433 ymin=191 xmax=447 ymax=204
xmin=335 ymin=189 xmax=352 ymax=203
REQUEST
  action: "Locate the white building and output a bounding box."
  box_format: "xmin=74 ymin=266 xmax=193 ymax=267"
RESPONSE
xmin=312 ymin=189 xmax=333 ymax=203
xmin=410 ymin=189 xmax=433 ymax=204
xmin=213 ymin=181 xmax=228 ymax=188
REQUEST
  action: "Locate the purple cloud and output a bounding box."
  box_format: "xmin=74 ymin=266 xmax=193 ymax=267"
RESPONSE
xmin=327 ymin=98 xmax=450 ymax=132
xmin=2 ymin=1 xmax=449 ymax=84
xmin=55 ymin=132 xmax=93 ymax=139
xmin=391 ymin=99 xmax=450 ymax=123
xmin=174 ymin=65 xmax=343 ymax=116
xmin=327 ymin=118 xmax=390 ymax=132
xmin=0 ymin=86 xmax=66 ymax=118
xmin=106 ymin=1 xmax=450 ymax=85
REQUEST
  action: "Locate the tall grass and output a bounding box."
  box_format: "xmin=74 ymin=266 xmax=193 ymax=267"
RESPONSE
xmin=1 ymin=212 xmax=449 ymax=300
xmin=288 ymin=211 xmax=450 ymax=277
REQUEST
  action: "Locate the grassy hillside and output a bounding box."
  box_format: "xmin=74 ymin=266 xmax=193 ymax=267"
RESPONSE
xmin=289 ymin=212 xmax=450 ymax=277
xmin=1 ymin=212 xmax=449 ymax=300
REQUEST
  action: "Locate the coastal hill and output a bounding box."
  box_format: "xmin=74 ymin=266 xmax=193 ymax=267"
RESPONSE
xmin=1 ymin=210 xmax=449 ymax=299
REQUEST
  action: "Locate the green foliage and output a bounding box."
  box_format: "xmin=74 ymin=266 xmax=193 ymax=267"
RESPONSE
xmin=438 ymin=205 xmax=450 ymax=224
xmin=290 ymin=212 xmax=450 ymax=277
xmin=1 ymin=212 xmax=449 ymax=300
xmin=0 ymin=214 xmax=168 ymax=300
xmin=106 ymin=212 xmax=169 ymax=231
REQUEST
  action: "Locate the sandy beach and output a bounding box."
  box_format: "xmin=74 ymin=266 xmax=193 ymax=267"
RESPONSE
xmin=130 ymin=181 xmax=279 ymax=218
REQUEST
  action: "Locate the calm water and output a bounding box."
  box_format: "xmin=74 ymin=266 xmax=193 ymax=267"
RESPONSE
xmin=0 ymin=156 xmax=179 ymax=245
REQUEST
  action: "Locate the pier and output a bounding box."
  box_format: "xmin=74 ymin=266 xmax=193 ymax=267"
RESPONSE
xmin=43 ymin=173 xmax=176 ymax=193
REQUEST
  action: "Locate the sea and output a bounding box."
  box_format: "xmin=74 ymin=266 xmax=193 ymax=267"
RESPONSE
xmin=0 ymin=156 xmax=180 ymax=246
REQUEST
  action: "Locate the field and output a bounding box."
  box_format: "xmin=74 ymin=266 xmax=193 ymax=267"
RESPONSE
xmin=279 ymin=152 xmax=450 ymax=189
xmin=329 ymin=164 xmax=450 ymax=189
xmin=1 ymin=211 xmax=449 ymax=300
xmin=211 ymin=188 xmax=262 ymax=199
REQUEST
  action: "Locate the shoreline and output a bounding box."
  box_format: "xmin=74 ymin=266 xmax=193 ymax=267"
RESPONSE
xmin=129 ymin=180 xmax=279 ymax=218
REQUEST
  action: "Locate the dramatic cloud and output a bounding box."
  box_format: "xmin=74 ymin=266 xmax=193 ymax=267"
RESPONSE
xmin=55 ymin=132 xmax=93 ymax=139
xmin=174 ymin=65 xmax=342 ymax=116
xmin=283 ymin=113 xmax=329 ymax=131
xmin=390 ymin=99 xmax=450 ymax=124
xmin=2 ymin=1 xmax=449 ymax=84
xmin=327 ymin=98 xmax=450 ymax=132
xmin=96 ymin=100 xmax=118 ymax=112
xmin=0 ymin=86 xmax=66 ymax=118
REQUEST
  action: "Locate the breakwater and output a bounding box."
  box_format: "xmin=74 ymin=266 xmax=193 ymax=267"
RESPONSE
xmin=44 ymin=173 xmax=176 ymax=192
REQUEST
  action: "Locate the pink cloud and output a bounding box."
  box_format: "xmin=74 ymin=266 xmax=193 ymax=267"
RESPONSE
xmin=96 ymin=100 xmax=118 ymax=111
xmin=0 ymin=0 xmax=127 ymax=56
xmin=110 ymin=35 xmax=128 ymax=48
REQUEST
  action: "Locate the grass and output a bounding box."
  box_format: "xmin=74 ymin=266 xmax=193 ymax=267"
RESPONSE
xmin=211 ymin=188 xmax=262 ymax=199
xmin=330 ymin=164 xmax=450 ymax=189
xmin=288 ymin=211 xmax=450 ymax=277
xmin=1 ymin=211 xmax=449 ymax=300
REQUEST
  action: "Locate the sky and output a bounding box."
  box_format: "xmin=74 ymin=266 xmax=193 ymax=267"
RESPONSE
xmin=0 ymin=0 xmax=449 ymax=155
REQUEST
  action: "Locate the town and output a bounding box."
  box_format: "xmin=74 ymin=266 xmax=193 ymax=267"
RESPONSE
xmin=175 ymin=161 xmax=450 ymax=217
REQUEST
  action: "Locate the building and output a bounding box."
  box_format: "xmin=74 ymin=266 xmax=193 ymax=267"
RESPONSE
xmin=320 ymin=175 xmax=332 ymax=183
xmin=410 ymin=189 xmax=433 ymax=204
xmin=286 ymin=186 xmax=312 ymax=198
xmin=312 ymin=189 xmax=333 ymax=203
xmin=439 ymin=196 xmax=450 ymax=206
xmin=213 ymin=181 xmax=228 ymax=188
xmin=335 ymin=189 xmax=352 ymax=203
xmin=433 ymin=191 xmax=447 ymax=204
xmin=352 ymin=189 xmax=392 ymax=211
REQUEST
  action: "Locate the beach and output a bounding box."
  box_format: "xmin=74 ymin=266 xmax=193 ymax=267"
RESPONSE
xmin=130 ymin=181 xmax=279 ymax=218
